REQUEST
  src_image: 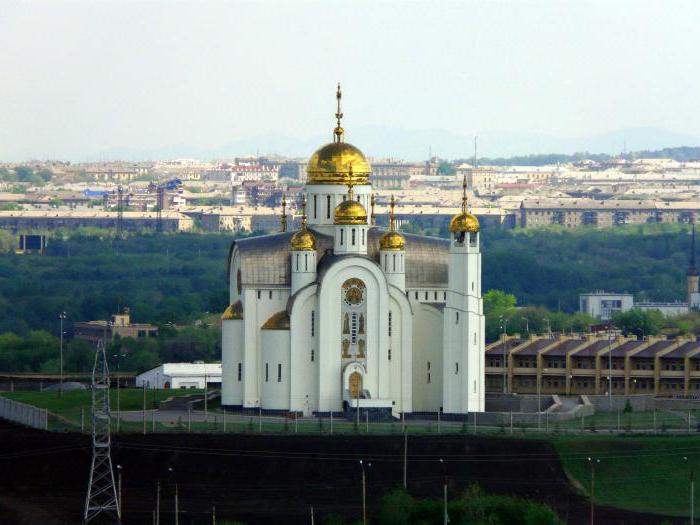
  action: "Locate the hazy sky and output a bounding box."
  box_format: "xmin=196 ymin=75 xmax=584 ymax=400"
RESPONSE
xmin=1 ymin=0 xmax=699 ymax=161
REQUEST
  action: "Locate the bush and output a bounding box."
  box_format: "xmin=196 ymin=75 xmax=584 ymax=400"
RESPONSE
xmin=377 ymin=487 xmax=414 ymax=525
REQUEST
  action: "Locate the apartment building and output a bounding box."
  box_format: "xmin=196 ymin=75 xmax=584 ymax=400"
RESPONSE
xmin=486 ymin=334 xmax=700 ymax=397
xmin=520 ymin=198 xmax=700 ymax=229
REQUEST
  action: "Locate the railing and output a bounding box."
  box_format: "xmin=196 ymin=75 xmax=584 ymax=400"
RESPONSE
xmin=0 ymin=396 xmax=48 ymax=430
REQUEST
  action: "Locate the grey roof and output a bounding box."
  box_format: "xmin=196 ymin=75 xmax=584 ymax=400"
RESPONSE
xmin=228 ymin=227 xmax=450 ymax=288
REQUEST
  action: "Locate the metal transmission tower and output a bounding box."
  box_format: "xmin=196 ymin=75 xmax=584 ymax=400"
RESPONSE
xmin=83 ymin=339 xmax=121 ymax=524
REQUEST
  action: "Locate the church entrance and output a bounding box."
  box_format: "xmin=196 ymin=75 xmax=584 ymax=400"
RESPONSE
xmin=349 ymin=371 xmax=362 ymax=399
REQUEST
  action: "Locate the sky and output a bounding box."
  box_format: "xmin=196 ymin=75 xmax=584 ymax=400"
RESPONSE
xmin=1 ymin=0 xmax=699 ymax=161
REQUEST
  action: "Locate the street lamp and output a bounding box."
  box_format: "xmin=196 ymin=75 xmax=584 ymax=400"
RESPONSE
xmin=538 ymin=368 xmax=548 ymax=431
xmin=439 ymin=459 xmax=448 ymax=525
xmin=168 ymin=467 xmax=179 ymax=525
xmin=58 ymin=312 xmax=66 ymax=397
xmin=544 ymin=318 xmax=552 ymax=339
xmin=520 ymin=317 xmax=529 ymax=337
xmin=685 ymin=456 xmax=695 ymax=524
xmin=116 ymin=464 xmax=123 ymax=516
xmin=588 ymin=457 xmax=600 ymax=525
xmin=359 ymin=459 xmax=371 ymax=525
xmin=499 ymin=316 xmax=509 ymax=393
xmin=112 ymin=353 xmax=127 ymax=432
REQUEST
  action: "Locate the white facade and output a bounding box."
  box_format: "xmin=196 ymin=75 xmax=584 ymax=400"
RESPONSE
xmin=136 ymin=363 xmax=222 ymax=390
xmin=221 ymin=111 xmax=484 ymax=417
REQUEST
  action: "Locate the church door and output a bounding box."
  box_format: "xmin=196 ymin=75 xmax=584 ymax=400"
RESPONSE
xmin=349 ymin=372 xmax=362 ymax=399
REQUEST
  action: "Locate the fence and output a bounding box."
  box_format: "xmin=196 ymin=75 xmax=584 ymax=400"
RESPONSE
xmin=83 ymin=407 xmax=700 ymax=436
xmin=0 ymin=396 xmax=48 ymax=430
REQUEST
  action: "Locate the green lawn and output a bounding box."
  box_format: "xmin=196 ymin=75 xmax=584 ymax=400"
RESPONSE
xmin=554 ymin=410 xmax=691 ymax=432
xmin=0 ymin=388 xmax=200 ymax=429
xmin=553 ymin=434 xmax=700 ymax=517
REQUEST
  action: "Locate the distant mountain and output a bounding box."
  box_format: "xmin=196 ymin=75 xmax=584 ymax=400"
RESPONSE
xmin=88 ymin=126 xmax=700 ymax=162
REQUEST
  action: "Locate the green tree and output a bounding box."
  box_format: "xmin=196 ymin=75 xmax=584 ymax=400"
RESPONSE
xmin=612 ymin=308 xmax=665 ymax=338
xmin=484 ymin=290 xmax=517 ymax=341
xmin=437 ymin=161 xmax=455 ymax=175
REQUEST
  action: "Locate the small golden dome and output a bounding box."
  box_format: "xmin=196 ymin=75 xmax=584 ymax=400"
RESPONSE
xmin=307 ymin=142 xmax=371 ymax=186
xmin=379 ymin=195 xmax=404 ymax=250
xmin=449 ymin=212 xmax=480 ymax=233
xmin=380 ymin=230 xmax=405 ymax=251
xmin=450 ymin=175 xmax=480 ymax=234
xmin=291 ymin=228 xmax=316 ymax=251
xmin=221 ymin=300 xmax=243 ymax=320
xmin=334 ymin=198 xmax=367 ymax=225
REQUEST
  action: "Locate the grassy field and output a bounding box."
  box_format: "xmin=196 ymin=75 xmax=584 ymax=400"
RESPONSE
xmin=0 ymin=388 xmax=200 ymax=429
xmin=555 ymin=409 xmax=693 ymax=432
xmin=554 ymin=434 xmax=700 ymax=518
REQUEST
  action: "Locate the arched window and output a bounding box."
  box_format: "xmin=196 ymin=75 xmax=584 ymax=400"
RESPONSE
xmin=311 ymin=310 xmax=315 ymax=337
xmin=313 ymin=195 xmax=317 ymax=218
xmin=326 ymin=195 xmax=331 ymax=219
xmin=351 ymin=228 xmax=356 ymax=246
xmin=305 ymin=253 xmax=308 ymax=271
xmin=340 ymin=228 xmax=344 ymax=245
xmin=296 ymin=253 xmax=299 ymax=270
xmin=388 ymin=311 xmax=392 ymax=336
xmin=361 ymin=228 xmax=365 ymax=245
xmin=393 ymin=254 xmax=396 ymax=272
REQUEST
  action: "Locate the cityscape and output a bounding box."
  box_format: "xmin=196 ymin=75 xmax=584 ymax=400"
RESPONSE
xmin=2 ymin=1 xmax=700 ymax=524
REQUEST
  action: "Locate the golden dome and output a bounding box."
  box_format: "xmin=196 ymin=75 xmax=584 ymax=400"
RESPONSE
xmin=291 ymin=228 xmax=316 ymax=251
xmin=261 ymin=310 xmax=290 ymax=330
xmin=307 ymin=84 xmax=371 ymax=185
xmin=307 ymin=142 xmax=371 ymax=185
xmin=221 ymin=300 xmax=243 ymax=320
xmin=334 ymin=196 xmax=368 ymax=225
xmin=379 ymin=195 xmax=405 ymax=250
xmin=380 ymin=230 xmax=405 ymax=251
xmin=449 ymin=212 xmax=480 ymax=233
xmin=450 ymin=175 xmax=480 ymax=233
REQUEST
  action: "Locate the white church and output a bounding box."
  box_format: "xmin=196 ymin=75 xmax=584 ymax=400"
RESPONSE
xmin=221 ymin=86 xmax=484 ymax=418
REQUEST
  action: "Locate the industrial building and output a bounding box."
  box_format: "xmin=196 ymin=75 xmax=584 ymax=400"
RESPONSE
xmin=136 ymin=363 xmax=222 ymax=389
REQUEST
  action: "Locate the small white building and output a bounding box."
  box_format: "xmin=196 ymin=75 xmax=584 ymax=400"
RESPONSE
xmin=580 ymin=292 xmax=689 ymax=320
xmin=579 ymin=292 xmax=634 ymax=321
xmin=135 ymin=363 xmax=222 ymax=390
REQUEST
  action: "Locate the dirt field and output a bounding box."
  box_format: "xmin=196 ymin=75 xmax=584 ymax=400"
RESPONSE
xmin=0 ymin=420 xmax=683 ymax=524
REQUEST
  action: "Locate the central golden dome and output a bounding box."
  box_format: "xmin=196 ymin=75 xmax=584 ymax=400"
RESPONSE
xmin=307 ymin=142 xmax=371 ymax=186
xmin=307 ymin=83 xmax=371 ymax=186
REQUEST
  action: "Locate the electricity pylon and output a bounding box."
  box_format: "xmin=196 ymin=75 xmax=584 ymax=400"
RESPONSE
xmin=83 ymin=339 xmax=121 ymax=524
